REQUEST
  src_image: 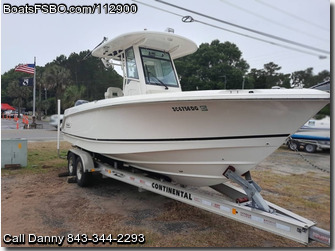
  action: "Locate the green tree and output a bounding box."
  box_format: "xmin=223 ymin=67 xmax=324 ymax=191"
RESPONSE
xmin=313 ymin=70 xmax=330 ymax=85
xmin=290 ymin=68 xmax=314 ymax=88
xmin=6 ymin=81 xmax=32 ymax=117
xmin=1 ymin=69 xmax=32 ymax=104
xmin=42 ymin=64 xmax=72 ymax=113
xmin=263 ymin=62 xmax=282 ymax=87
xmin=64 ymin=51 xmax=123 ymax=101
xmin=248 ymin=62 xmax=290 ymax=89
xmin=62 ymin=85 xmax=87 ymax=109
xmin=248 ymin=68 xmax=267 ymax=89
xmin=175 ymin=40 xmax=249 ymax=90
xmin=291 ymin=68 xmax=330 ymax=88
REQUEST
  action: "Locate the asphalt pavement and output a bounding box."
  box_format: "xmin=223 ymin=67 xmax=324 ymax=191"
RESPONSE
xmin=1 ymin=118 xmax=63 ymax=142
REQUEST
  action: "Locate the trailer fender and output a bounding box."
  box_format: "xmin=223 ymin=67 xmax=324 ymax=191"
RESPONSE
xmin=68 ymin=148 xmax=94 ymax=173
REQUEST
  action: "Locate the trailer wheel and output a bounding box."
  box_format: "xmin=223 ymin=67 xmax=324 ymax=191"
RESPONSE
xmin=305 ymin=144 xmax=317 ymax=153
xmin=67 ymin=152 xmax=76 ymax=176
xmin=76 ymin=157 xmax=90 ymax=187
xmin=288 ymin=140 xmax=300 ymax=151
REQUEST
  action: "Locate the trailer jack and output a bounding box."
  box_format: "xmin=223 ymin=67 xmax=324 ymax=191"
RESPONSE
xmin=223 ymin=166 xmax=273 ymax=213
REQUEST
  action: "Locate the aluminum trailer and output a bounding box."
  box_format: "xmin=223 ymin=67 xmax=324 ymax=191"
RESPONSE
xmin=66 ymin=147 xmax=330 ymax=246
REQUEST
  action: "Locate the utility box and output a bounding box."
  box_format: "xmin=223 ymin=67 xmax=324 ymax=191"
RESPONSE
xmin=1 ymin=139 xmax=27 ymax=168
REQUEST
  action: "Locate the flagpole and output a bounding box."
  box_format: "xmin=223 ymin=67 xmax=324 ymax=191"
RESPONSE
xmin=33 ymin=56 xmax=36 ymax=123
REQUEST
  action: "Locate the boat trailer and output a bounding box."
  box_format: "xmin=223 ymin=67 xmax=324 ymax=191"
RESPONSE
xmin=66 ymin=148 xmax=330 ymax=246
xmin=286 ymin=136 xmax=330 ymax=153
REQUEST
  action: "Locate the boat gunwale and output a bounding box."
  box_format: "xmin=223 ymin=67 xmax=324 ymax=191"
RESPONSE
xmin=64 ymin=90 xmax=329 ymax=116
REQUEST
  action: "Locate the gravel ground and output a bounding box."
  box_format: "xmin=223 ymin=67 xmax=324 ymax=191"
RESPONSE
xmin=1 ymin=146 xmax=330 ymax=248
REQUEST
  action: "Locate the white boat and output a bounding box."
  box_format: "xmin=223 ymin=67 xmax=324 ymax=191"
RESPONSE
xmin=287 ymin=116 xmax=330 ymax=153
xmin=299 ymin=116 xmax=330 ymax=132
xmin=62 ymin=31 xmax=329 ymax=187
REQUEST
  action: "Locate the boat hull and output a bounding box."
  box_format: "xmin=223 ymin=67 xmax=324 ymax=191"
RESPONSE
xmin=62 ymin=89 xmax=329 ymax=186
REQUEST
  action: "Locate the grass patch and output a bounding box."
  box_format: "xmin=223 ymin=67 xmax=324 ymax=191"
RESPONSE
xmin=252 ymin=169 xmax=330 ymax=230
xmin=1 ymin=141 xmax=72 ymax=176
xmin=1 ymin=143 xmax=330 ymax=247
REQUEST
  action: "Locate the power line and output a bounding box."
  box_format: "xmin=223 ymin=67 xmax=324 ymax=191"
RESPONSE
xmin=220 ymin=0 xmax=329 ymax=43
xmin=133 ymin=0 xmax=327 ymax=58
xmin=132 ymin=0 xmax=183 ymax=18
xmin=154 ymin=0 xmax=330 ymax=55
xmin=255 ymin=0 xmax=329 ymax=32
xmin=184 ymin=16 xmax=326 ymax=58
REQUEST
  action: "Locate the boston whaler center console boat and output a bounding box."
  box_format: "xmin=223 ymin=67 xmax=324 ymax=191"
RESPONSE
xmin=62 ymin=30 xmax=329 ymax=187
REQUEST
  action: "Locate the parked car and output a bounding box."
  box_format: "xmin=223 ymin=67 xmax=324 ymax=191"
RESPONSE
xmin=50 ymin=114 xmax=64 ymax=128
xmin=3 ymin=110 xmax=12 ymax=116
xmin=3 ymin=110 xmax=23 ymax=118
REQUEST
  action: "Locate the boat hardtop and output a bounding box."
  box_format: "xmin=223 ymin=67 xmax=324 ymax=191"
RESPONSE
xmin=92 ymin=30 xmax=198 ymax=60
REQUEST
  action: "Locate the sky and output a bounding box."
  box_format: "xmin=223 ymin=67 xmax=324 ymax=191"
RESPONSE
xmin=1 ymin=0 xmax=331 ymax=76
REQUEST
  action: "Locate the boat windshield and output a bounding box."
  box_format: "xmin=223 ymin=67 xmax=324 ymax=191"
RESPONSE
xmin=140 ymin=48 xmax=178 ymax=88
xmin=125 ymin=47 xmax=139 ymax=79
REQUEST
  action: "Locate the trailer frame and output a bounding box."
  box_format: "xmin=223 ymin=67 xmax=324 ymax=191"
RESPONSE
xmin=287 ymin=136 xmax=330 ymax=153
xmin=66 ymin=147 xmax=330 ymax=246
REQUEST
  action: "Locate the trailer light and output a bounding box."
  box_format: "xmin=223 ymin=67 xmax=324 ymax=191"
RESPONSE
xmin=91 ymin=169 xmax=95 ymax=172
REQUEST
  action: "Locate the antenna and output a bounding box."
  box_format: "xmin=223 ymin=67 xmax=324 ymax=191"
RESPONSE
xmin=83 ymin=37 xmax=108 ymax=60
xmin=165 ymin=27 xmax=174 ymax=33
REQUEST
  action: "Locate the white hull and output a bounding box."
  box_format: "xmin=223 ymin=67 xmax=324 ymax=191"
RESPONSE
xmin=66 ymin=136 xmax=282 ymax=186
xmin=62 ymin=89 xmax=329 ymax=186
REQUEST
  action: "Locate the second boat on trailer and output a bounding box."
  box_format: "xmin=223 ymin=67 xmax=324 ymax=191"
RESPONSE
xmin=62 ymin=30 xmax=330 ymax=187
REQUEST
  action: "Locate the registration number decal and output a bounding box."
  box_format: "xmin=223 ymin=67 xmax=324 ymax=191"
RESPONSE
xmin=172 ymin=105 xmax=208 ymax=112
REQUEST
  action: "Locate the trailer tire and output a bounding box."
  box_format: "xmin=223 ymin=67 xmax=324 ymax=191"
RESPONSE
xmin=67 ymin=152 xmax=76 ymax=176
xmin=304 ymin=144 xmax=316 ymax=153
xmin=288 ymin=140 xmax=300 ymax=151
xmin=76 ymin=157 xmax=90 ymax=187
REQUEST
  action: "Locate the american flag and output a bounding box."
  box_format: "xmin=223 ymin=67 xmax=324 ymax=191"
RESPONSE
xmin=15 ymin=64 xmax=35 ymax=74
